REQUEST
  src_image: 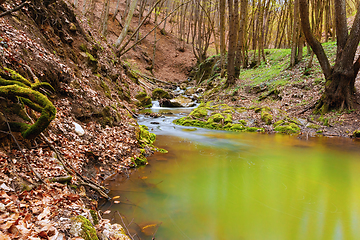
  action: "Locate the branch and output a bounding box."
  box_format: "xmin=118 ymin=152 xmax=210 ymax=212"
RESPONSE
xmin=117 ymin=0 xmax=164 ymax=54
xmin=0 ymin=1 xmax=30 ymax=18
xmin=119 ymin=0 xmax=192 ymax=56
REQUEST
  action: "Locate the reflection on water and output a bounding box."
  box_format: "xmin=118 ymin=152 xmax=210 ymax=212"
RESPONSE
xmin=102 ymin=106 xmax=360 ymax=240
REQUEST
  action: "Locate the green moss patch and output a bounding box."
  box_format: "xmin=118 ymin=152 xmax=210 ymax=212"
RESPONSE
xmin=70 ymin=215 xmax=98 ymax=240
xmin=152 ymin=88 xmax=171 ymax=100
xmin=274 ymin=122 xmax=300 ymax=134
xmin=352 ymin=130 xmax=360 ymax=138
xmin=135 ymin=92 xmax=152 ymax=108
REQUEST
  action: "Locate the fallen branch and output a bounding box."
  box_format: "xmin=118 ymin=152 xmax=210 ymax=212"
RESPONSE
xmin=0 ymin=1 xmax=30 ymax=18
xmin=123 ymin=104 xmax=138 ymax=118
xmin=49 ymin=175 xmax=72 ymax=183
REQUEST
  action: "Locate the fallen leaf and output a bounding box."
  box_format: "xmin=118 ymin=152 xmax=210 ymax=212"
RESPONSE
xmin=37 ymin=207 xmax=50 ymax=221
xmin=0 ymin=231 xmax=11 ymax=240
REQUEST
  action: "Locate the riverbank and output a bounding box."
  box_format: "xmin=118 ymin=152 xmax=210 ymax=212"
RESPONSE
xmin=160 ymin=43 xmax=360 ymax=139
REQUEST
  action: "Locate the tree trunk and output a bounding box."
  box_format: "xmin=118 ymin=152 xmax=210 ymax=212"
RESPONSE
xmin=234 ymin=0 xmax=247 ymax=76
xmin=219 ymin=0 xmax=226 ymax=78
xmin=226 ymin=0 xmax=239 ymax=86
xmin=299 ymin=0 xmax=360 ymax=112
xmin=115 ymin=0 xmax=139 ymax=48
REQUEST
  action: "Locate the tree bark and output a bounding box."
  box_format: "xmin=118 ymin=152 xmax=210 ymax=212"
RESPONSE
xmin=219 ymin=0 xmax=226 ymax=78
xmin=226 ymin=0 xmax=239 ymax=86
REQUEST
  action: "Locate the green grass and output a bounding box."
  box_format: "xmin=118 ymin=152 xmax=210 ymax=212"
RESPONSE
xmin=239 ymin=41 xmax=337 ymax=89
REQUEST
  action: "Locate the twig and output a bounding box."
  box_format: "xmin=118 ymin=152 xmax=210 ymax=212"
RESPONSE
xmin=116 ymin=211 xmax=134 ymax=240
xmin=0 ymin=1 xmax=30 ymax=18
xmin=123 ymin=104 xmax=138 ymax=118
xmin=119 ymin=0 xmax=192 ymax=56
xmin=2 ymin=113 xmax=45 ymax=184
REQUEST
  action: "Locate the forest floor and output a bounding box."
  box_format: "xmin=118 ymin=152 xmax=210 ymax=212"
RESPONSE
xmin=0 ymin=0 xmax=360 ymax=239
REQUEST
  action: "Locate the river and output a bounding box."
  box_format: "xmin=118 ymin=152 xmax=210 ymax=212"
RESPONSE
xmin=101 ymin=103 xmax=360 ymax=240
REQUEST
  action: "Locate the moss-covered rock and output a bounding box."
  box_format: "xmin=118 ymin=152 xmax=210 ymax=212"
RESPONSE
xmin=207 ymin=113 xmax=224 ymax=123
xmin=152 ymin=88 xmax=171 ymax=100
xmin=69 ymin=215 xmax=98 ymax=240
xmin=261 ymin=108 xmax=273 ymax=125
xmin=274 ymin=123 xmax=300 ymax=134
xmin=189 ymin=105 xmax=208 ymax=118
xmin=135 ymin=92 xmax=152 ymax=108
xmin=230 ymin=124 xmax=246 ymax=131
xmin=352 ymin=130 xmax=360 ymax=138
xmin=137 ymin=125 xmax=156 ymax=145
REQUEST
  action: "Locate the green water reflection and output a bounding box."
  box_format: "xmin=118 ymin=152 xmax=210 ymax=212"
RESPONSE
xmin=104 ymin=132 xmax=360 ymax=240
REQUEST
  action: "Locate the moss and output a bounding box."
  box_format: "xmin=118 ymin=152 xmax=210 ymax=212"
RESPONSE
xmin=157 ymin=148 xmax=168 ymax=153
xmin=100 ymin=80 xmax=112 ymax=99
xmin=79 ymin=44 xmax=88 ymax=52
xmin=247 ymin=127 xmax=263 ymax=132
xmin=135 ymin=92 xmax=152 ymax=108
xmin=239 ymin=120 xmax=247 ymax=125
xmin=89 ymin=210 xmax=99 ymax=225
xmin=352 ymin=130 xmax=360 ymax=138
xmin=1 ymin=68 xmax=32 ymax=86
xmin=230 ymin=124 xmax=246 ymax=131
xmin=224 ymin=113 xmax=232 ymax=124
xmin=86 ymin=52 xmax=97 ymax=63
xmin=0 ymin=84 xmax=56 ymax=139
xmin=307 ymin=123 xmax=321 ymax=129
xmin=261 ymin=109 xmax=273 ymax=125
xmin=274 ymin=120 xmax=285 ymax=127
xmin=274 ymin=123 xmax=300 ymax=134
xmin=152 ymin=88 xmax=171 ymax=99
xmin=137 ymin=125 xmax=156 ymax=146
xmin=72 ymin=215 xmax=98 ymax=240
xmin=189 ymin=106 xmax=208 ymax=118
xmin=207 ymin=113 xmax=224 ymax=123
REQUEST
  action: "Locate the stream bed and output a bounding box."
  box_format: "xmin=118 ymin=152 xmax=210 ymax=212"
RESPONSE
xmin=101 ymin=105 xmax=360 ymax=240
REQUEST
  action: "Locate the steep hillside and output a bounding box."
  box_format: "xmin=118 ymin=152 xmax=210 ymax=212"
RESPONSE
xmin=0 ymin=0 xmax=187 ymax=238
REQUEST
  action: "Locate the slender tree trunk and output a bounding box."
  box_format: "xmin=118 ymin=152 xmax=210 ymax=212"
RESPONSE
xmin=113 ymin=0 xmax=121 ymax=21
xmin=115 ymin=0 xmax=139 ymax=48
xmin=220 ymin=0 xmax=227 ymax=75
xmin=82 ymin=0 xmax=87 ymax=15
xmin=234 ymin=0 xmax=247 ymax=76
xmin=290 ymin=0 xmax=300 ymax=67
xmin=100 ymin=0 xmax=110 ymax=37
xmin=226 ymin=0 xmax=239 ymax=86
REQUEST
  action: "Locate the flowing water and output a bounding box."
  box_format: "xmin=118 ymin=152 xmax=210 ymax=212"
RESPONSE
xmin=101 ymin=104 xmax=360 ymax=240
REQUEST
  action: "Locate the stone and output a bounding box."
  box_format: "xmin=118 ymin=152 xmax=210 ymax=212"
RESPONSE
xmin=69 ymin=23 xmax=77 ymax=31
xmin=102 ymin=223 xmax=131 ymax=240
xmin=73 ymin=122 xmax=85 ymax=136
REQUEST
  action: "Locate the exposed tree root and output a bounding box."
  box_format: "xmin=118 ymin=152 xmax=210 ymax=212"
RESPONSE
xmin=0 ymin=68 xmax=56 ymax=139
